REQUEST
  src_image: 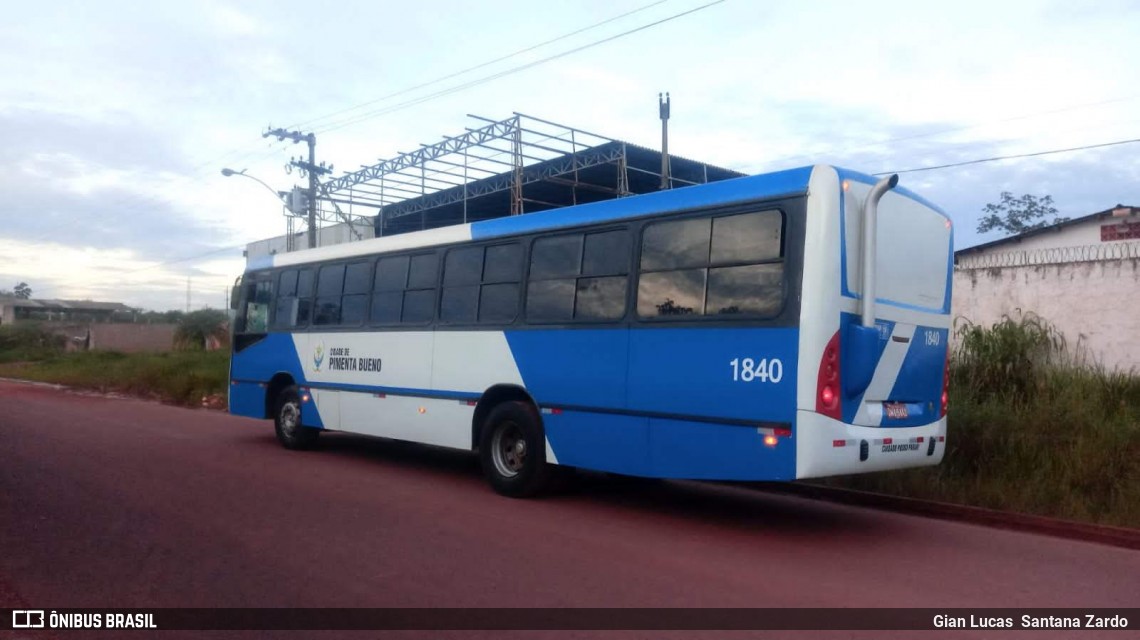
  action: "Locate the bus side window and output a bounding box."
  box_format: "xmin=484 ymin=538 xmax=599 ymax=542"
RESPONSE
xmin=441 ymin=247 xmax=483 ymax=323
xmin=314 ymin=264 xmax=345 ymax=326
xmin=527 ymin=229 xmax=628 ymax=323
xmin=341 ymin=261 xmax=372 ymax=325
xmin=372 ymin=255 xmax=409 ymax=325
xmin=404 ymin=253 xmax=438 ymax=323
xmin=274 ymin=268 xmax=313 ymax=328
xmin=707 ymin=211 xmax=784 ymax=316
xmin=577 ymin=229 xmax=629 ymax=320
xmin=240 ymin=275 xmax=272 ymax=333
xmin=479 ymin=244 xmax=522 ymax=323
xmin=636 ymin=210 xmax=784 ymax=319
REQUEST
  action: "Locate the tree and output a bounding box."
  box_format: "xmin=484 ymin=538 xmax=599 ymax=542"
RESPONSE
xmin=977 ymin=192 xmax=1069 ymax=236
xmin=174 ymin=308 xmax=229 ymax=350
xmin=13 ymin=282 xmax=31 ymax=299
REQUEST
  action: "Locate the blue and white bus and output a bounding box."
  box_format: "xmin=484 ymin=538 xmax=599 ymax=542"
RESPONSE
xmin=230 ymin=164 xmax=953 ymax=497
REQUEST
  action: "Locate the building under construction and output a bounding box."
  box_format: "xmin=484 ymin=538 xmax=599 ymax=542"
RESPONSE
xmin=251 ymin=112 xmax=744 ymax=257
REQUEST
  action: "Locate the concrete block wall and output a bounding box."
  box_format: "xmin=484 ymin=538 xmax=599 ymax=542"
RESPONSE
xmin=951 ymin=259 xmax=1140 ymax=372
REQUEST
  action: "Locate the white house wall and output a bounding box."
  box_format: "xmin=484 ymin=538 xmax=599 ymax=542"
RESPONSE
xmin=951 ymin=259 xmax=1140 ymax=372
xmin=951 ymin=209 xmax=1140 ymax=372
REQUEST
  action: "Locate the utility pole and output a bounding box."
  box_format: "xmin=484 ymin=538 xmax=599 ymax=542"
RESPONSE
xmin=264 ymin=127 xmax=333 ymax=249
xmin=659 ymin=92 xmax=671 ymax=190
xmin=186 ymin=277 xmax=191 ymax=313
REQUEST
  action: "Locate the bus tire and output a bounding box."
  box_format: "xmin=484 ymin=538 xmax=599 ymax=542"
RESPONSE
xmin=478 ymin=400 xmax=552 ymax=498
xmin=273 ymin=385 xmax=319 ymax=450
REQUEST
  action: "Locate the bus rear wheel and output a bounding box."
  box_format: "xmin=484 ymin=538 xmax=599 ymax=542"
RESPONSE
xmin=274 ymin=385 xmax=320 ymax=450
xmin=478 ymin=401 xmax=552 ymax=498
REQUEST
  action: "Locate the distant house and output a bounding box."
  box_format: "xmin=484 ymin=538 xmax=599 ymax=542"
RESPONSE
xmin=952 ymin=204 xmax=1140 ymax=371
xmin=0 ymin=297 xmax=135 ymax=326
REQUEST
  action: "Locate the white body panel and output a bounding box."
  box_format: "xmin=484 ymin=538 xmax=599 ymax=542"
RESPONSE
xmin=431 ymin=332 xmax=525 ymax=391
xmin=288 ymin=330 xmax=525 ymax=454
xmin=254 ymin=224 xmax=474 ymax=270
xmin=339 ymin=392 xmax=475 ymax=450
xmin=795 ymin=410 xmax=946 ymax=478
xmin=796 ymin=166 xmax=843 ymax=412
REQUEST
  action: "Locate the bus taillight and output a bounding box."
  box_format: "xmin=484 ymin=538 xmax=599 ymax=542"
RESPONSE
xmin=940 ymin=352 xmax=950 ymax=418
xmin=816 ymin=331 xmax=842 ymax=420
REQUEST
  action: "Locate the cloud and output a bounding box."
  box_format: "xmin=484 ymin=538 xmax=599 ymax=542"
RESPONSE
xmin=2 ymin=0 xmax=1140 ymax=310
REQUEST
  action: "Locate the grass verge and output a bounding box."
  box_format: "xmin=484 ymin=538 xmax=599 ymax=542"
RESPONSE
xmin=0 ymin=350 xmax=229 ymax=408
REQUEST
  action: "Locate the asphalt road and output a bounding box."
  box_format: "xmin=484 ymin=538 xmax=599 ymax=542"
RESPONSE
xmin=2 ymin=379 xmax=1138 ymax=638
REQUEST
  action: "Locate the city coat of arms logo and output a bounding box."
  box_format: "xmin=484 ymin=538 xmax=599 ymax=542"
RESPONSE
xmin=313 ymin=342 xmax=325 ymax=372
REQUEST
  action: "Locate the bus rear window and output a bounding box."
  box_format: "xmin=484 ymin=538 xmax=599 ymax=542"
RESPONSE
xmin=843 ymin=185 xmax=951 ymax=311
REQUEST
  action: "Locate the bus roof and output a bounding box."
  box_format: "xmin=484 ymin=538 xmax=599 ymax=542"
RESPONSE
xmin=249 ymin=165 xmax=820 ymax=271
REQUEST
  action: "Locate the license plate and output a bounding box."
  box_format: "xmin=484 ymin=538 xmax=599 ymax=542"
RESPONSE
xmin=884 ymin=402 xmax=909 ymax=419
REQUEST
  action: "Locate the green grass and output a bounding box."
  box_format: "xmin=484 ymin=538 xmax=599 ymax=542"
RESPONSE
xmin=0 ymin=350 xmax=230 ymax=408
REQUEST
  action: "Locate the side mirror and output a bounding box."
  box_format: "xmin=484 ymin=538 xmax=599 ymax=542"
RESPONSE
xmin=230 ymin=276 xmax=243 ymax=311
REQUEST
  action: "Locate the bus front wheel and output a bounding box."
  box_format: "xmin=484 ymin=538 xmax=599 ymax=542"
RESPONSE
xmin=478 ymin=401 xmax=552 ymax=498
xmin=274 ymin=385 xmax=320 ymax=450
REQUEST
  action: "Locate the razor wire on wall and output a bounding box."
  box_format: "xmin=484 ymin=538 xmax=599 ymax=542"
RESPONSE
xmin=955 ymin=241 xmax=1140 ymax=270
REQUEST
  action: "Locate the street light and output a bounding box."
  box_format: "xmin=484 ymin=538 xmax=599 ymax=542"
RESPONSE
xmin=220 ymin=168 xmax=287 ymax=203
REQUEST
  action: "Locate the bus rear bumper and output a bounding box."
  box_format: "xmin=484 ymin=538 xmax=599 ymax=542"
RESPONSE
xmin=794 ymin=410 xmax=946 ymax=479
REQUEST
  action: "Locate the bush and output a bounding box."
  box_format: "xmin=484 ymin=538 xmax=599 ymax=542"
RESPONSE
xmin=174 ymin=309 xmax=229 ymax=350
xmin=952 ymin=311 xmax=1064 ymax=405
xmin=0 ymin=324 xmax=66 ymax=363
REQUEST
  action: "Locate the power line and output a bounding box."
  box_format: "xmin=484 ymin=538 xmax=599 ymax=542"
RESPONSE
xmin=29 ymin=133 xmax=1140 ymax=302
xmin=283 ymin=0 xmax=672 ymax=131
xmin=764 ymin=93 xmax=1140 ymax=169
xmin=179 ymin=1 xmax=677 ymax=176
xmin=314 ymin=0 xmax=728 ymax=135
xmin=22 ymin=0 xmax=704 ymax=250
xmin=878 ymin=136 xmax=1140 ymax=175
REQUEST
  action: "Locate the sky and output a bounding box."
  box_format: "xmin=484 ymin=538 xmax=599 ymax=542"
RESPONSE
xmin=2 ymin=0 xmax=1138 ymax=311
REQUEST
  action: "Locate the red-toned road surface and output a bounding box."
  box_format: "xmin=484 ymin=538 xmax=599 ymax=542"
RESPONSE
xmin=2 ymin=379 xmax=1138 ymax=638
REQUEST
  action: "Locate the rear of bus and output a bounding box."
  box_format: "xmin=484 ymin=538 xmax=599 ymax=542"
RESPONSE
xmin=795 ymin=166 xmax=953 ymax=479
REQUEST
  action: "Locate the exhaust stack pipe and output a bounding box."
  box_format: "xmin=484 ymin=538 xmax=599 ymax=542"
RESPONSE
xmin=861 ymin=174 xmax=899 ymax=328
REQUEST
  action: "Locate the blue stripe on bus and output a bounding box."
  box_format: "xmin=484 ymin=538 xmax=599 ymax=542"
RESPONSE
xmin=840 ymin=314 xmax=894 ymax=425
xmin=504 ymin=327 xmax=799 ymax=423
xmin=262 ymin=380 xmax=481 ymax=401
xmin=470 ymin=166 xmax=813 ymax=240
xmin=541 ymin=410 xmax=796 ymax=480
xmin=228 ymin=332 xmax=325 ymax=428
xmin=884 ymin=327 xmax=948 ymax=426
xmin=837 ymin=312 xmax=947 ymax=427
xmin=503 ymin=329 xmax=629 ymax=408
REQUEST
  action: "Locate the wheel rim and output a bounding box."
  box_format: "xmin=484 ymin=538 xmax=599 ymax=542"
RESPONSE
xmin=280 ymin=400 xmax=300 ymax=436
xmin=490 ymin=420 xmax=527 ymax=478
